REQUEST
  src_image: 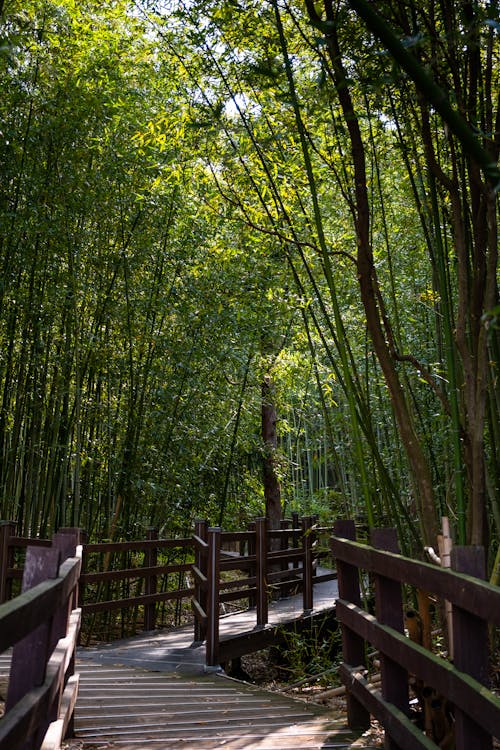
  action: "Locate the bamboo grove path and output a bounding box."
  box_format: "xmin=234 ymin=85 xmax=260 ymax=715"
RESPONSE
xmin=1 ymin=516 xmax=374 ymax=749
xmin=0 ymin=573 xmax=376 ymax=749
xmin=2 ymin=520 xmax=499 ymax=750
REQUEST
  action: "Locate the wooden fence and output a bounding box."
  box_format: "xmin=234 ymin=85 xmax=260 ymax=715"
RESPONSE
xmin=79 ymin=528 xmax=194 ymax=638
xmin=2 ymin=518 xmax=498 ymax=749
xmin=192 ymin=515 xmax=336 ymax=665
xmin=333 ymin=520 xmax=500 ymax=750
xmin=0 ymin=515 xmax=335 ymax=664
xmin=0 ymin=529 xmax=82 ymax=750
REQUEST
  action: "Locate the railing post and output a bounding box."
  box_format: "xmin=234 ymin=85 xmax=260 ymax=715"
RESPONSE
xmin=280 ymin=519 xmax=290 ymax=595
xmin=371 ymin=528 xmax=409 ymax=750
xmin=206 ymin=527 xmax=221 ymax=668
xmin=194 ymin=519 xmax=208 ymax=643
xmin=0 ymin=521 xmax=16 ymax=603
xmin=51 ymin=530 xmax=80 ymax=648
xmin=333 ymin=519 xmax=370 ymax=732
xmin=255 ymin=517 xmax=268 ymax=627
xmin=451 ymin=546 xmax=491 ymax=750
xmin=248 ymin=520 xmax=256 ymax=609
xmin=302 ymin=515 xmax=314 ymax=613
xmin=144 ymin=527 xmax=158 ymax=632
xmin=280 ymin=518 xmax=289 ymax=536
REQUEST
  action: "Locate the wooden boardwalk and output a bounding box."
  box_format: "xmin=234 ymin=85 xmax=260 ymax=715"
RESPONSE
xmin=72 ymin=663 xmax=364 ymax=749
xmin=69 ymin=575 xmax=377 ymax=749
xmin=1 ymin=573 xmax=377 ymax=749
xmin=77 ymin=569 xmax=339 ymax=673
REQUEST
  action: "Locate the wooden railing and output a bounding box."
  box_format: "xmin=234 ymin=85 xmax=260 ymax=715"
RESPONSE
xmin=0 ymin=529 xmax=82 ymax=750
xmin=79 ymin=529 xmax=194 ymax=638
xmin=333 ymin=520 xmax=500 ymax=750
xmin=192 ymin=515 xmax=336 ymax=666
xmin=0 ymin=516 xmax=335 ymax=663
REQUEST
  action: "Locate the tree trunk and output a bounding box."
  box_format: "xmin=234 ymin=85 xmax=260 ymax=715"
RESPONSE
xmin=262 ymin=374 xmax=282 ymax=529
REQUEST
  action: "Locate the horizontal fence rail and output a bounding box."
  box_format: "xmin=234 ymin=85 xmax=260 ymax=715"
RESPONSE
xmin=332 ymin=520 xmax=500 ymax=750
xmin=0 ymin=529 xmax=82 ymax=750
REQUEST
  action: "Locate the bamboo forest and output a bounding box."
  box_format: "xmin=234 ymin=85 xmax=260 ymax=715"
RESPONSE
xmin=0 ymin=0 xmax=499 ymax=575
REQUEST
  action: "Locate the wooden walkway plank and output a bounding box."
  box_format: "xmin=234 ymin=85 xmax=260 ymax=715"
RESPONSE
xmin=72 ymin=662 xmax=360 ymax=749
xmin=1 ymin=573 xmax=377 ymax=749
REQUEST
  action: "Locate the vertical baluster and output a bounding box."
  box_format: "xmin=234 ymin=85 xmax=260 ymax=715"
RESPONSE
xmin=144 ymin=527 xmax=158 ymax=632
xmin=302 ymin=515 xmax=314 ymax=613
xmin=255 ymin=517 xmax=268 ymax=627
xmin=206 ymin=527 xmax=221 ymax=667
xmin=248 ymin=520 xmax=256 ymax=609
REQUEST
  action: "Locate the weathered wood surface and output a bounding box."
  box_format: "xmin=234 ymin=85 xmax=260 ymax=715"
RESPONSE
xmin=0 ymin=535 xmax=82 ymax=750
xmin=0 ymin=556 xmax=81 ymax=653
xmin=72 ymin=664 xmax=365 ymax=749
xmin=331 ymin=536 xmax=500 ymax=623
xmin=0 ymin=662 xmax=368 ymax=750
xmin=68 ymin=576 xmax=345 ymax=748
xmin=333 ymin=528 xmax=500 ymax=749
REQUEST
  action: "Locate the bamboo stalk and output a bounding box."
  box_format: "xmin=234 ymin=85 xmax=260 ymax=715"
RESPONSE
xmin=437 ymin=517 xmax=453 ymax=659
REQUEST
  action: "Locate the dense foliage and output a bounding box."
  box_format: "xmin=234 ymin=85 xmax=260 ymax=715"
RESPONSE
xmin=0 ymin=1 xmax=498 ymax=571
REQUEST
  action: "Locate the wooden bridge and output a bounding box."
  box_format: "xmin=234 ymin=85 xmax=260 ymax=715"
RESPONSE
xmin=0 ymin=517 xmax=499 ymax=750
xmin=0 ymin=585 xmax=369 ymax=749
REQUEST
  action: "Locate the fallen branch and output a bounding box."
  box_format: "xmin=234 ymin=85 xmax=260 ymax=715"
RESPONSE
xmin=317 ymin=673 xmax=381 ymax=702
xmin=276 ymin=667 xmax=338 ymax=692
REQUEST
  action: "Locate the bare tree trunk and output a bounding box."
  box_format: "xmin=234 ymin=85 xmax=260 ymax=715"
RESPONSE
xmin=262 ymin=374 xmax=282 ymax=530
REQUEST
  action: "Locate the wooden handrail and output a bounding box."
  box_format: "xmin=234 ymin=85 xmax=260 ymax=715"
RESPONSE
xmin=82 ymin=537 xmax=192 ymax=554
xmin=0 ymin=530 xmax=82 ymax=750
xmin=332 ymin=520 xmax=500 ymax=750
xmin=332 ymin=536 xmax=500 ymax=622
xmin=80 ymin=561 xmax=192 ymax=584
xmin=192 ymin=534 xmax=209 ymax=550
